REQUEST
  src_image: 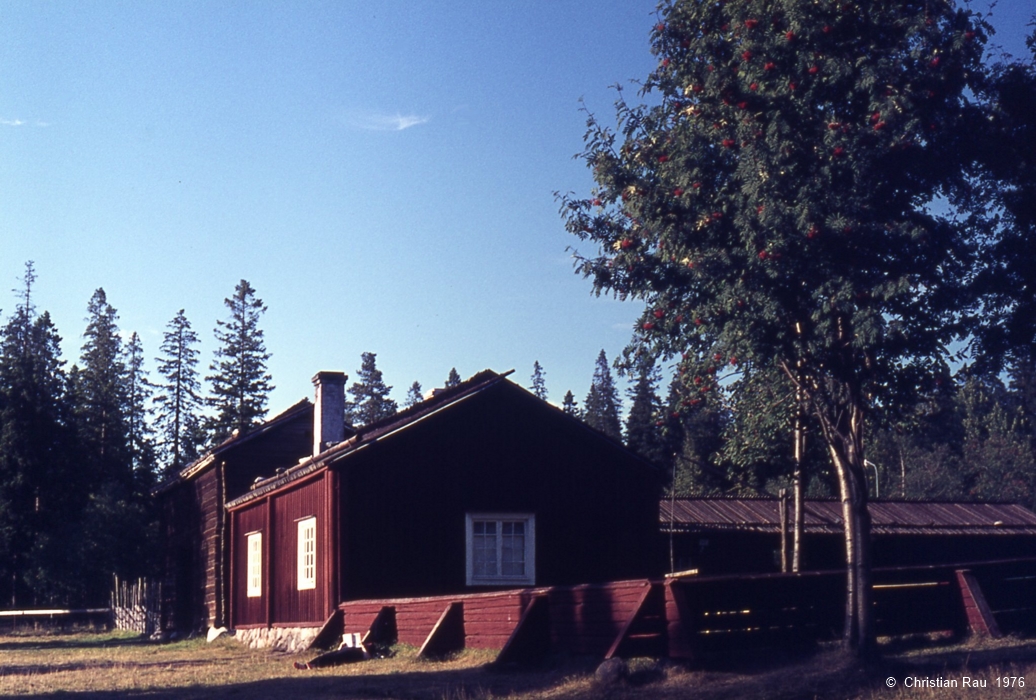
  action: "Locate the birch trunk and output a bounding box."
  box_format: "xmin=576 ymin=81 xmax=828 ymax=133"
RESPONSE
xmin=822 ymin=398 xmax=875 ymax=656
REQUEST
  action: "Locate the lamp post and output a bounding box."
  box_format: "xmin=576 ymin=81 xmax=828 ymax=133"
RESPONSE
xmin=864 ymin=460 xmax=880 ymax=499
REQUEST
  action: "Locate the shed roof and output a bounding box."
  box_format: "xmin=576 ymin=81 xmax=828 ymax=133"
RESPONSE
xmin=660 ymin=497 xmax=1036 ymax=536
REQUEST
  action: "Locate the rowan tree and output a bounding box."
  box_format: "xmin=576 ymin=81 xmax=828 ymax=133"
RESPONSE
xmin=561 ymin=0 xmax=991 ymax=654
xmin=973 ymin=43 xmax=1036 ymax=367
xmin=662 ymin=376 xmax=728 ymax=495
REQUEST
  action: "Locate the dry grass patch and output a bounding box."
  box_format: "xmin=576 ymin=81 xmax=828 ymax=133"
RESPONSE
xmin=2 ymin=630 xmax=1036 ymax=699
xmin=0 ymin=631 xmax=596 ymax=699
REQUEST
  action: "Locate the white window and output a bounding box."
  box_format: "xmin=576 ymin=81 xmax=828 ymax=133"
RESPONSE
xmin=246 ymin=532 xmax=262 ymax=598
xmin=465 ymin=513 xmax=535 ymax=586
xmin=297 ymin=517 xmax=317 ymax=591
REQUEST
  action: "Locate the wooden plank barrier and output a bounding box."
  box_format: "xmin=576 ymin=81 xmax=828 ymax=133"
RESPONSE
xmin=605 ymin=582 xmax=666 ymax=659
xmin=334 ymin=558 xmax=1036 ymax=663
xmin=967 ymin=559 xmax=1036 ymax=635
xmin=340 ymin=579 xmax=651 ymax=660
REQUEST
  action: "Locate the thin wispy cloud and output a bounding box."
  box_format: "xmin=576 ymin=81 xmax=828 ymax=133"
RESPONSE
xmin=1 ymin=118 xmax=50 ymax=127
xmin=346 ymin=111 xmax=430 ymax=132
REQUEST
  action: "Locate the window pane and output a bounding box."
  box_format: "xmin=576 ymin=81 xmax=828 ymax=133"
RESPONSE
xmin=473 ymin=523 xmax=497 ymax=577
xmin=501 ymin=524 xmax=525 ymax=576
xmin=468 ymin=515 xmax=532 ymax=585
xmin=297 ymin=517 xmax=317 ymax=590
xmin=246 ymin=533 xmax=262 ymax=597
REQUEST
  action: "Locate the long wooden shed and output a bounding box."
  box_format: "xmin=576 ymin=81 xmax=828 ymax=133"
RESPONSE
xmin=661 ymin=497 xmax=1036 ymax=575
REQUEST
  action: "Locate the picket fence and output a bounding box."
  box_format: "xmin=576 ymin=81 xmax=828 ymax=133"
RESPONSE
xmin=110 ymin=576 xmax=161 ymax=638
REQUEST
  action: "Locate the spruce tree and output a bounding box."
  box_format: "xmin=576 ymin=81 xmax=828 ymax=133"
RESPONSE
xmin=445 ymin=367 xmax=462 ymax=388
xmin=347 ymin=352 xmax=398 ymax=426
xmin=530 ymin=361 xmax=548 ymax=400
xmin=207 ymin=280 xmax=273 ymax=444
xmin=124 ymin=332 xmax=156 ymax=484
xmin=561 ymin=0 xmax=994 ymax=654
xmin=625 ymin=357 xmax=664 ymax=465
xmin=583 ymin=350 xmax=622 ymax=440
xmin=154 ymin=310 xmax=204 ymax=475
xmin=0 ymin=264 xmax=81 ymax=605
xmin=562 ymin=390 xmax=580 ymax=417
xmin=75 ymin=288 xmax=130 ymax=490
xmin=404 ymin=381 xmax=424 ymax=408
xmin=73 ymin=288 xmax=153 ymax=604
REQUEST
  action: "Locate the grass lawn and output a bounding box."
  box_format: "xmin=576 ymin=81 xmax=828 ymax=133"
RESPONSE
xmin=1 ymin=630 xmax=1035 ymax=699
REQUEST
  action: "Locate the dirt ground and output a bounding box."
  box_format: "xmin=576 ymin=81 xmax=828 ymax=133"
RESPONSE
xmin=1 ymin=630 xmax=1035 ymax=699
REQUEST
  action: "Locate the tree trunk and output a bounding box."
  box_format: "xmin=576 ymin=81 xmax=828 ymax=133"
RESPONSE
xmin=784 ymin=358 xmax=875 ymax=656
xmin=792 ymin=360 xmax=806 ymax=572
xmin=792 ymin=398 xmax=805 ymax=572
xmin=824 ymin=399 xmax=875 ymax=657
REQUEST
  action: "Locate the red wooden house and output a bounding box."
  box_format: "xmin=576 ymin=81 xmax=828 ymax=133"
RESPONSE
xmin=154 ymin=373 xmax=354 ymax=633
xmin=225 ymin=370 xmax=661 ymax=636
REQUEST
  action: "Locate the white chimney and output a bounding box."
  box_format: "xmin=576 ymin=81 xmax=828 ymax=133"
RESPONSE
xmin=313 ymin=371 xmax=347 ymax=456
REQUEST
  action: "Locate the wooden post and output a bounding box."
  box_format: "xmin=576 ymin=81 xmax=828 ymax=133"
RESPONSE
xmin=664 ymin=579 xmax=697 ymax=660
xmin=779 ymin=488 xmax=789 ymax=573
xmin=494 ymin=595 xmax=551 ymax=667
xmin=362 ymin=606 xmax=398 ymax=647
xmin=418 ymin=602 xmax=465 ymax=658
xmin=605 ymin=582 xmax=654 ymax=659
xmin=955 ymin=569 xmax=1002 ymax=638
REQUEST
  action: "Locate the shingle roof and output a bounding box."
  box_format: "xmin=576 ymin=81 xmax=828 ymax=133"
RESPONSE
xmin=660 ymin=497 xmax=1036 ymax=536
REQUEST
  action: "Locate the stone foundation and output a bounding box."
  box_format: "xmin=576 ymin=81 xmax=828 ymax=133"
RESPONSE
xmin=233 ymin=626 xmax=320 ymax=653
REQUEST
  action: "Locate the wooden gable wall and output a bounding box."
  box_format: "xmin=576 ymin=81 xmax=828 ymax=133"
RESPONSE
xmin=336 ymin=382 xmax=661 ymax=603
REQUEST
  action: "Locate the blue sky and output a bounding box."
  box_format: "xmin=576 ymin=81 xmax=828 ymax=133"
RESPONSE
xmin=1 ymin=1 xmax=1033 ymax=419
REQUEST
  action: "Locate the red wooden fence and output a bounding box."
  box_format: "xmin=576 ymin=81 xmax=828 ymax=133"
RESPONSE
xmin=333 ymin=557 xmax=1036 ymax=663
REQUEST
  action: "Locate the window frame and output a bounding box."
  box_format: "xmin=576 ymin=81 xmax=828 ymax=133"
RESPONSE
xmin=296 ymin=516 xmax=317 ymax=591
xmin=465 ymin=512 xmax=536 ymax=586
xmin=245 ymin=531 xmax=263 ymax=598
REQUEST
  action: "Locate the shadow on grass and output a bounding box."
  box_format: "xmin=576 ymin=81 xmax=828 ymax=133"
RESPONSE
xmin=1 ymin=658 xmax=216 ymax=677
xmin=0 ymin=635 xmax=152 ymax=652
xmin=884 ymin=639 xmax=1036 ymax=677
xmin=0 ymin=664 xmax=589 ymax=700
